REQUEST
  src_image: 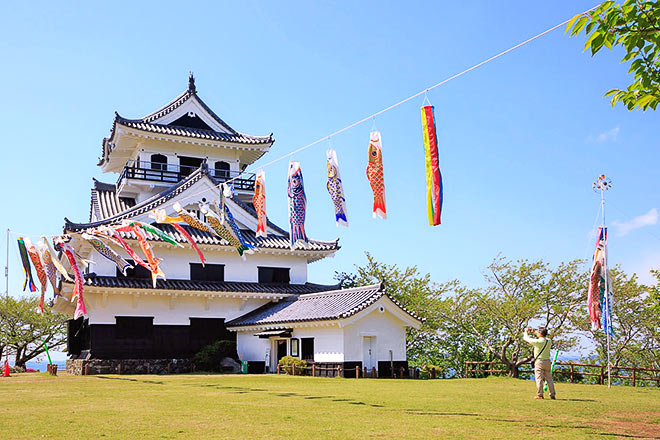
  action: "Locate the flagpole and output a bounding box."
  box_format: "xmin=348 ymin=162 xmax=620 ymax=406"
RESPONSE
xmin=600 ymin=188 xmax=612 ymax=388
xmin=4 ymin=228 xmax=9 ymax=367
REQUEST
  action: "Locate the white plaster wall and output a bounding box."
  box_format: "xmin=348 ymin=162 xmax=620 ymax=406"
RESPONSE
xmin=291 ymin=326 xmax=344 ymax=363
xmin=342 ymin=305 xmax=408 ymax=363
xmin=80 ymin=240 xmax=308 ymax=284
xmin=236 ymin=332 xmax=270 ymax=362
xmin=136 ymin=141 xmax=242 ymax=172
xmin=234 ymin=326 xmax=345 ymax=364
xmin=85 ymin=293 xmax=270 ymax=325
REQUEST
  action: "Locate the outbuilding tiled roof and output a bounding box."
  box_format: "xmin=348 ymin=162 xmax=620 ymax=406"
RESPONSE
xmin=226 ymin=284 xmax=421 ymax=327
xmin=65 ymin=275 xmax=337 ymax=295
xmin=68 ymin=168 xmax=340 ymax=253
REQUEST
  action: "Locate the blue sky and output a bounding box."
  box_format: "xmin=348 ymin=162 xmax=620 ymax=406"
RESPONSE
xmin=0 ymin=0 xmax=658 ymax=300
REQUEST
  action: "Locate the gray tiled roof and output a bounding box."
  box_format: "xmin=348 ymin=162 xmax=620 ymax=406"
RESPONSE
xmin=68 ymin=168 xmax=340 ymax=253
xmin=65 ymin=275 xmax=337 ymax=295
xmin=70 ymin=168 xmax=208 ymax=229
xmin=98 ymin=79 xmax=274 ymax=167
xmin=89 ymin=179 xmax=135 ymax=222
xmin=142 ymin=75 xmax=236 ymax=133
xmin=115 ymin=115 xmax=274 ymax=145
xmin=226 ymin=283 xmax=421 ymax=327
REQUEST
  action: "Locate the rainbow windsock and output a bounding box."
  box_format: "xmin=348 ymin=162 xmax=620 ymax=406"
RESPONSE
xmin=421 ymin=105 xmax=443 ymax=226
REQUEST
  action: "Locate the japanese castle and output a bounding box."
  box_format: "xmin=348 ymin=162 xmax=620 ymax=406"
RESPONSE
xmin=56 ymin=74 xmax=420 ymax=376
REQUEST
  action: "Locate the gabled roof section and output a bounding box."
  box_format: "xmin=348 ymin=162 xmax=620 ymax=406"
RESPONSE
xmin=98 ymin=74 xmax=274 ymax=168
xmin=142 ymin=73 xmax=236 ymax=133
xmin=226 ymin=284 xmax=422 ymax=328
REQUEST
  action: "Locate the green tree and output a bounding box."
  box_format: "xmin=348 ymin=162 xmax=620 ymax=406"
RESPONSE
xmin=567 ymin=0 xmax=660 ymax=111
xmin=441 ymin=258 xmax=584 ymax=378
xmin=335 ymin=253 xmax=491 ymax=377
xmin=1 ymin=295 xmax=68 ymax=369
xmin=650 ymin=269 xmax=660 ymax=311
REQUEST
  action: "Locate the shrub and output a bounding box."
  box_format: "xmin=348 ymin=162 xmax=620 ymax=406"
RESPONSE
xmin=192 ymin=340 xmax=238 ymax=372
xmin=418 ymin=364 xmax=443 ymax=380
xmin=278 ymin=356 xmax=306 ymax=375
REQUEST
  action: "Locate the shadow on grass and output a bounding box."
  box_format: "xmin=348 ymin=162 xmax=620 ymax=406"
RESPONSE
xmin=406 ymin=410 xmax=480 ymax=417
xmin=95 ymin=376 xmax=164 ymax=385
xmin=588 ymin=432 xmax=659 ymax=439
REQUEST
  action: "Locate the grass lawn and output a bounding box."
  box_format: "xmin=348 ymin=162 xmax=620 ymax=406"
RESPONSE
xmin=1 ymin=373 xmax=659 ymax=439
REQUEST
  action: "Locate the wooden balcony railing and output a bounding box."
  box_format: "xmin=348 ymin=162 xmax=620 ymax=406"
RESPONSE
xmin=117 ymin=161 xmax=255 ymax=191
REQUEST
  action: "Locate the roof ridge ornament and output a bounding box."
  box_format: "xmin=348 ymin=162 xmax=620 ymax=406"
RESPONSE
xmin=188 ymin=72 xmax=196 ymax=93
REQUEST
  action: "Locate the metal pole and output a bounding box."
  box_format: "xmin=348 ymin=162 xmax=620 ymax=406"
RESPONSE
xmin=601 ymin=190 xmax=611 ymax=389
xmin=4 ymin=229 xmax=9 ymax=366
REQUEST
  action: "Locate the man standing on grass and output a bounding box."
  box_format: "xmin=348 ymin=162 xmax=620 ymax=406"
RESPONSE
xmin=524 ymin=327 xmax=556 ymax=400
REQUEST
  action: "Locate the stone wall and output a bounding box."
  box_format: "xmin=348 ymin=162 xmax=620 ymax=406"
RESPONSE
xmin=66 ymin=358 xmax=193 ymax=375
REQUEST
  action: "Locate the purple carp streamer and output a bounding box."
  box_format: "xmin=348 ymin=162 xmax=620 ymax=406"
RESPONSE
xmin=326 ymin=149 xmax=348 ymax=227
xmin=287 ymin=161 xmax=308 ymax=249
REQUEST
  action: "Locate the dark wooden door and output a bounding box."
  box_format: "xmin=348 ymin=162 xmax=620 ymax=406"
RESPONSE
xmin=276 ymin=340 xmax=288 ymax=362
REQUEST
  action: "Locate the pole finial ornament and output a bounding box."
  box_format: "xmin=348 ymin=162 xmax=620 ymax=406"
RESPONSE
xmin=188 ymin=72 xmax=196 ymax=93
xmin=593 ymin=174 xmax=612 ymax=192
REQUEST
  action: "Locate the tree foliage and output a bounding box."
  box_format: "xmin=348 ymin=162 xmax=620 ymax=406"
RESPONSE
xmin=441 ymin=258 xmax=584 ymax=377
xmin=0 ymin=295 xmax=68 ymax=369
xmin=567 ymin=0 xmax=660 ymax=111
xmin=335 ymin=252 xmax=491 ymax=377
xmin=335 ymin=253 xmax=584 ymax=378
xmin=650 ymin=269 xmax=660 ymax=311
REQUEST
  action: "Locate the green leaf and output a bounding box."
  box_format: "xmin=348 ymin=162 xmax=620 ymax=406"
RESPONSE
xmin=591 ymin=33 xmax=607 ymax=55
xmin=571 ymin=16 xmax=589 ymax=36
xmin=635 ymin=94 xmax=654 ymax=108
xmin=584 ymin=31 xmax=601 ymax=52
xmin=565 ymin=13 xmax=583 ymax=34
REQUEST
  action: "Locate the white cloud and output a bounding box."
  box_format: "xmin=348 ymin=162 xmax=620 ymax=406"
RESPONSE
xmin=587 ymin=125 xmax=620 ymax=143
xmin=622 ymin=250 xmax=660 ymax=285
xmin=612 ymin=208 xmax=658 ymax=237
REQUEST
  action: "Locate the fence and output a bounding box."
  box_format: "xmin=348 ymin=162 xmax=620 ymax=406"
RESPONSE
xmin=465 ymin=361 xmax=660 ymax=387
xmin=276 ymin=363 xmax=418 ymax=378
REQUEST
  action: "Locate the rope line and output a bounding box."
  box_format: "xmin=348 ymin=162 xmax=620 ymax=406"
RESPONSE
xmin=171 ymin=4 xmax=599 ymax=206
xmin=5 ymin=4 xmax=600 ymax=235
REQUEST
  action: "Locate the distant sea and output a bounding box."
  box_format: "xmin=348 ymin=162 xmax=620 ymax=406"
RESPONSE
xmin=25 ymin=361 xmax=67 ymax=372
